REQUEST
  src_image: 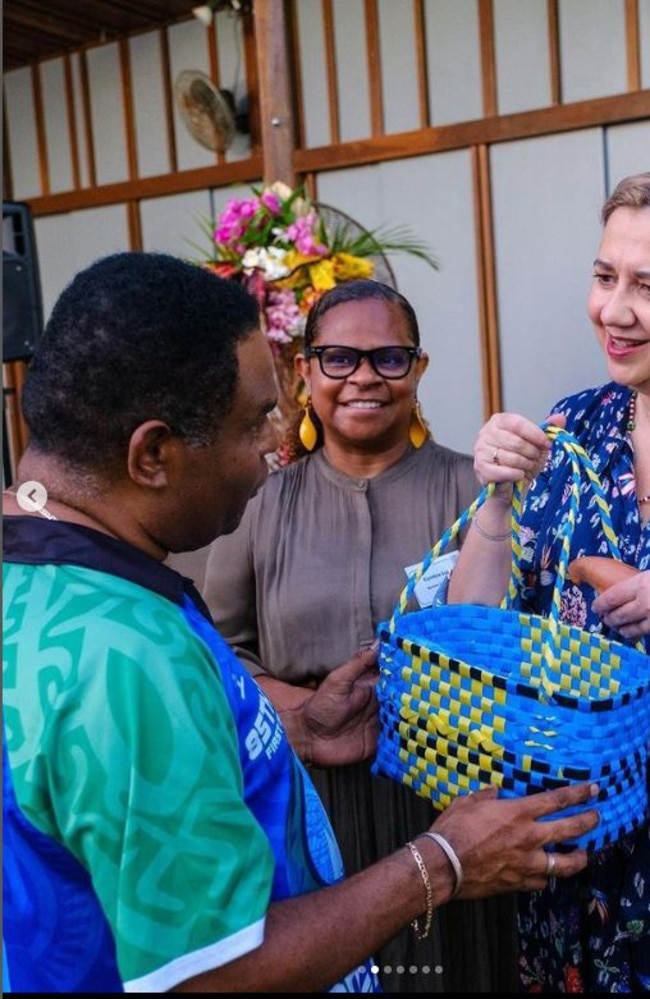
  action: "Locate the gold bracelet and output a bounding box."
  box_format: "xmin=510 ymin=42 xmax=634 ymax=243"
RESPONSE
xmin=472 ymin=509 xmax=511 ymax=542
xmin=406 ymin=840 xmax=434 ymax=939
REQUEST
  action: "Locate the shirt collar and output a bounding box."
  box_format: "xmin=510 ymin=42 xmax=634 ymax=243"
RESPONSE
xmin=3 ymin=515 xmax=214 ymax=622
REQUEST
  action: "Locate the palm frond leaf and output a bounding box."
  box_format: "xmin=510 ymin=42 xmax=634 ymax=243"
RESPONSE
xmin=324 ymin=218 xmax=439 ymax=271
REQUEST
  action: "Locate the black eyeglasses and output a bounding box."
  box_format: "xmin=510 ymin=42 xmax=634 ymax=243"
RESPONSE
xmin=305 ymin=345 xmax=421 ymax=379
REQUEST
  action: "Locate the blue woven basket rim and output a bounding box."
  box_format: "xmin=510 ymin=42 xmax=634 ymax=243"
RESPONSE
xmin=377 ymin=607 xmax=650 ymax=712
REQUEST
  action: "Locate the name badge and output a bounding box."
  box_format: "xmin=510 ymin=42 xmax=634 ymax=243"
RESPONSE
xmin=404 ymin=550 xmax=459 ymax=608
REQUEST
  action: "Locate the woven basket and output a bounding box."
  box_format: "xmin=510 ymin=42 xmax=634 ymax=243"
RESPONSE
xmin=373 ymin=426 xmax=650 ymax=850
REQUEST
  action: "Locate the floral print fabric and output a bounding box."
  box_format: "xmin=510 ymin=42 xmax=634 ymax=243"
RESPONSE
xmin=515 ymin=381 xmax=649 ymax=993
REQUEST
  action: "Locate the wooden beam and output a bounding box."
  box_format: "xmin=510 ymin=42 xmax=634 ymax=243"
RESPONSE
xmin=322 ymin=0 xmax=340 ymax=146
xmin=365 ymin=0 xmax=383 ymax=136
xmin=547 ymin=0 xmax=561 ymax=106
xmin=293 ymin=90 xmax=650 ymax=174
xmin=472 ymin=145 xmax=501 ymax=416
xmin=413 ymin=0 xmax=430 ymax=128
xmin=253 ymin=0 xmax=296 ymax=186
xmin=625 ymin=0 xmax=641 ymax=92
xmin=478 ymin=0 xmax=497 ymax=118
xmin=23 ymin=155 xmax=265 ymax=217
xmin=2 ymin=361 xmax=31 ymax=484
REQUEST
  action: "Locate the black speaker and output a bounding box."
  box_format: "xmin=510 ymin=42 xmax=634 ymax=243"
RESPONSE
xmin=3 ymin=201 xmax=43 ymax=362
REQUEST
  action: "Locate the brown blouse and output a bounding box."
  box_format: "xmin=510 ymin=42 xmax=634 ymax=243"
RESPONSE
xmin=202 ymin=441 xmax=478 ymax=683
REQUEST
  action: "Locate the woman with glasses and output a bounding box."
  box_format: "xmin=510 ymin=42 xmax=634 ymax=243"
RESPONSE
xmin=202 ymin=278 xmax=517 ymax=994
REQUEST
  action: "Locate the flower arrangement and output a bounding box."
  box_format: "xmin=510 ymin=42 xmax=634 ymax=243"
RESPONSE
xmin=198 ymin=180 xmax=437 ymax=346
xmin=193 ymin=181 xmax=438 ymax=432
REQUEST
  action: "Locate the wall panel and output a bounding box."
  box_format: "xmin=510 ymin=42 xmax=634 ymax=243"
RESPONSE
xmin=4 ymin=68 xmax=41 ymax=199
xmin=34 ymin=205 xmax=130 ymax=322
xmin=378 ymin=0 xmax=420 ymax=133
xmin=493 ymin=0 xmax=551 ymax=115
xmin=86 ymin=44 xmax=129 ymax=185
xmin=559 ymin=0 xmax=627 ymax=103
xmin=605 ymin=119 xmax=650 ymax=189
xmin=423 ymin=0 xmax=482 ymax=125
xmin=129 ymin=32 xmax=170 ymax=179
xmin=140 ymin=189 xmax=215 ymax=257
xmin=294 ymin=0 xmax=330 ymax=148
xmin=332 ymin=0 xmax=371 ymax=141
xmin=491 ymin=130 xmax=606 ymax=422
xmin=40 ymin=59 xmax=74 ymax=193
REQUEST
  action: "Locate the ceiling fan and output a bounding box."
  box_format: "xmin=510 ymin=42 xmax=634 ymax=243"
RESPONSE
xmin=174 ymin=69 xmax=248 ymax=154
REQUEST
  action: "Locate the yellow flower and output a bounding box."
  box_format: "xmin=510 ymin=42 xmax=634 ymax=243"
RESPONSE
xmin=272 ymin=250 xmax=312 ymax=289
xmin=272 ymin=249 xmax=375 ymax=295
xmin=308 ymin=258 xmax=337 ymax=291
xmin=333 ymin=252 xmax=375 ymax=281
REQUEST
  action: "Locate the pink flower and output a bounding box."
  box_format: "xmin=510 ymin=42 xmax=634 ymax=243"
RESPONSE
xmin=260 ymin=190 xmax=281 ymax=214
xmin=215 ymin=197 xmax=260 ymax=246
xmin=286 ymin=212 xmax=328 ymax=256
xmin=264 ymin=287 xmax=304 ymax=344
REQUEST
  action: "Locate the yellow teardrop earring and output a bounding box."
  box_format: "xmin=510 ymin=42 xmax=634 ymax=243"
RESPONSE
xmin=409 ymin=400 xmax=429 ymax=449
xmin=299 ymin=398 xmax=319 ymax=451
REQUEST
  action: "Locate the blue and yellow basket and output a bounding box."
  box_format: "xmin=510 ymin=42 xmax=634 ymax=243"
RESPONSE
xmin=373 ymin=427 xmax=650 ymax=850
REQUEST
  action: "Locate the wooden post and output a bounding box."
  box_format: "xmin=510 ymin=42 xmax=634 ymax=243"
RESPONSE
xmin=253 ymin=0 xmax=296 ymax=187
xmin=2 ymin=360 xmax=30 ymax=485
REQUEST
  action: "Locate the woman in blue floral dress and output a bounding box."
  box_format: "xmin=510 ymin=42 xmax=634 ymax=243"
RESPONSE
xmin=449 ymin=171 xmax=650 ymax=992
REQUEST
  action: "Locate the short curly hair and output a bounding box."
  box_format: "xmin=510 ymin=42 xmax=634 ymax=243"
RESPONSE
xmin=21 ymin=251 xmax=260 ymax=471
xmin=601 ymin=172 xmax=650 ymax=223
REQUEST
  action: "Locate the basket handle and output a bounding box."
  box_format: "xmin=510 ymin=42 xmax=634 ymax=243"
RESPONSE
xmin=387 ymin=424 xmax=633 ymax=659
xmin=387 ymin=483 xmax=497 ymax=632
xmin=506 ymin=424 xmax=634 ymax=692
xmin=504 ymin=423 xmax=622 ymax=613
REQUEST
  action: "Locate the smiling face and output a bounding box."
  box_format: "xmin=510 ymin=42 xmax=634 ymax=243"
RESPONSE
xmin=588 ymin=205 xmax=650 ymax=395
xmin=296 ymin=297 xmax=428 ymax=458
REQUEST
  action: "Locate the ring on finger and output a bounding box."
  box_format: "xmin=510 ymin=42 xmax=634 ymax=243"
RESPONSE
xmin=492 ymin=446 xmax=501 ymax=466
xmin=545 ymin=852 xmax=556 ymax=878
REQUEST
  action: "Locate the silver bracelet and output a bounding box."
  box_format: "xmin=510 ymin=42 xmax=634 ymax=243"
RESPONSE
xmin=419 ymin=832 xmax=464 ymax=897
xmin=472 ymin=510 xmax=511 ymax=543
